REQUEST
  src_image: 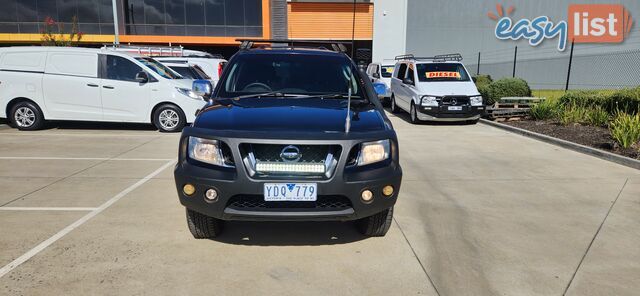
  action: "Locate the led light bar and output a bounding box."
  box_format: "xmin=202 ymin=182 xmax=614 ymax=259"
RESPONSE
xmin=255 ymin=162 xmax=325 ymax=174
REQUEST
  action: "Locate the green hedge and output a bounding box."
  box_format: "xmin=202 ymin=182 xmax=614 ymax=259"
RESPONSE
xmin=559 ymin=87 xmax=640 ymax=115
xmin=474 ymin=75 xmax=493 ymax=88
xmin=482 ymin=78 xmax=532 ymax=105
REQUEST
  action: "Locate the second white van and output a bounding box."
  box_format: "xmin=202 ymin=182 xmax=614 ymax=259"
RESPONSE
xmin=0 ymin=46 xmax=208 ymax=132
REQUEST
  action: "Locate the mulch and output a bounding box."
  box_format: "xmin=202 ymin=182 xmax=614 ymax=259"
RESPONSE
xmin=503 ymin=119 xmax=640 ymax=160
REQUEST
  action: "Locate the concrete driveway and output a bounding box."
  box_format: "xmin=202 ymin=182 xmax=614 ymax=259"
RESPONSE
xmin=0 ymin=115 xmax=638 ymax=295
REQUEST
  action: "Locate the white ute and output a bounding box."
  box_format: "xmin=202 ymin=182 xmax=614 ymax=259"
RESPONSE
xmin=0 ymin=46 xmax=208 ymax=132
xmin=366 ymin=61 xmax=395 ymax=103
xmin=390 ymin=54 xmax=485 ymax=124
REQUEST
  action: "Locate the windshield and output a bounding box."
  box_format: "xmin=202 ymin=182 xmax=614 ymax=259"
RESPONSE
xmin=135 ymin=57 xmax=182 ymax=79
xmin=219 ymin=54 xmax=363 ymax=99
xmin=417 ymin=63 xmax=470 ymax=82
xmin=170 ymin=66 xmax=205 ymax=80
xmin=381 ymin=65 xmax=394 ymax=78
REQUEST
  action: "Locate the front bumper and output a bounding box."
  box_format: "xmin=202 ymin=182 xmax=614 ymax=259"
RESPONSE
xmin=174 ymin=128 xmax=402 ymax=221
xmin=418 ymin=105 xmax=485 ymax=122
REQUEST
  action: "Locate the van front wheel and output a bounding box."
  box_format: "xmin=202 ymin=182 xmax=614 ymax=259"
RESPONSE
xmin=10 ymin=101 xmax=45 ymax=131
xmin=153 ymin=104 xmax=186 ymax=132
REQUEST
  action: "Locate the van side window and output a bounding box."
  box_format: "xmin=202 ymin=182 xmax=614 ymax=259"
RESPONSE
xmin=406 ymin=64 xmax=415 ymax=85
xmin=396 ymin=63 xmax=407 ymax=80
xmin=104 ymin=55 xmax=143 ymax=82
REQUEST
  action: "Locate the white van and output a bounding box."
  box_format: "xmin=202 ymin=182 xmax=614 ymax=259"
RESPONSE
xmin=366 ymin=61 xmax=395 ymax=102
xmin=154 ymin=57 xmax=227 ymax=87
xmin=0 ymin=46 xmax=207 ymax=132
xmin=390 ymin=54 xmax=485 ymax=124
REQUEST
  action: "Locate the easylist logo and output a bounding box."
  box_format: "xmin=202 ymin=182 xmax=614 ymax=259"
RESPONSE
xmin=489 ymin=3 xmax=634 ymax=51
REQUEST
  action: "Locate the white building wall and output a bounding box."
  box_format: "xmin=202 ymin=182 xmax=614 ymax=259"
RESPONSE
xmin=372 ymin=0 xmax=408 ymax=63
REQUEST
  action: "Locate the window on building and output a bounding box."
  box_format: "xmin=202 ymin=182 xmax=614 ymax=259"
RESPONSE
xmin=124 ymin=0 xmax=263 ymax=37
xmin=2 ymin=0 xmax=114 ymax=34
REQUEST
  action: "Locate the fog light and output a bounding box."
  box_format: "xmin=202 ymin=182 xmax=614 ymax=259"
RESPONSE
xmin=183 ymin=184 xmax=196 ymax=196
xmin=361 ymin=190 xmax=373 ymax=203
xmin=382 ymin=185 xmax=394 ymax=197
xmin=205 ymin=188 xmax=218 ymax=202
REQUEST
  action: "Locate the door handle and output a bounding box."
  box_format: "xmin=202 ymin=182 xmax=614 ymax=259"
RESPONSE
xmin=87 ymin=83 xmax=99 ymax=87
xmin=401 ymin=84 xmax=406 ymax=87
xmin=103 ymin=85 xmax=115 ymax=89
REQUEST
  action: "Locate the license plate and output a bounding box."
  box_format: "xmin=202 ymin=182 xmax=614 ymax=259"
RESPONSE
xmin=264 ymin=183 xmax=317 ymax=201
xmin=448 ymin=106 xmax=463 ymax=111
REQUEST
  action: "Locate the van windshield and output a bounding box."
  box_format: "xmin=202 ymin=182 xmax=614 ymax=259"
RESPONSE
xmin=135 ymin=57 xmax=182 ymax=79
xmin=416 ymin=63 xmax=470 ymax=82
xmin=381 ymin=65 xmax=394 ymax=78
xmin=219 ymin=54 xmax=363 ymax=99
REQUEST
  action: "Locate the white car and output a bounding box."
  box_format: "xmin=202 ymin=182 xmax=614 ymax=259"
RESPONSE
xmin=162 ymin=62 xmax=212 ymax=83
xmin=0 ymin=46 xmax=208 ymax=132
xmin=154 ymin=56 xmax=227 ymax=87
xmin=390 ymin=54 xmax=485 ymax=124
xmin=366 ymin=61 xmax=395 ymax=103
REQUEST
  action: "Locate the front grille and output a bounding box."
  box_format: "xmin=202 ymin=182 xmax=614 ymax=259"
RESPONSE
xmin=441 ymin=96 xmax=470 ymax=106
xmin=250 ymin=144 xmax=335 ymax=163
xmin=227 ymin=195 xmax=352 ymax=211
xmin=240 ymin=144 xmax=341 ymax=177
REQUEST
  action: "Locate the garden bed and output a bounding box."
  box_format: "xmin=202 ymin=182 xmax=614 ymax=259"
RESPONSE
xmin=504 ymin=119 xmax=640 ymax=160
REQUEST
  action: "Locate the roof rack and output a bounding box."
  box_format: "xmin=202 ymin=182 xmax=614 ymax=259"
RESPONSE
xmin=394 ymin=53 xmax=463 ymax=62
xmin=236 ymin=39 xmax=348 ymax=53
xmin=102 ymin=44 xmax=223 ymax=59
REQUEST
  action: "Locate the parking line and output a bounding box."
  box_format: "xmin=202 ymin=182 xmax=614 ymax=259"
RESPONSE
xmin=0 ymin=157 xmax=174 ymax=161
xmin=0 ymin=133 xmax=163 ymax=137
xmin=0 ymin=160 xmax=175 ymax=278
xmin=0 ymin=207 xmax=98 ymax=211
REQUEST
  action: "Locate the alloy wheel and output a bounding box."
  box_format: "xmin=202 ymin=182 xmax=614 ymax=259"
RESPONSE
xmin=14 ymin=107 xmax=36 ymax=128
xmin=159 ymin=109 xmax=179 ymax=130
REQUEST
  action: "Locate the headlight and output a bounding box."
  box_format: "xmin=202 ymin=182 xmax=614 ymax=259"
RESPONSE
xmin=357 ymin=139 xmax=390 ymax=166
xmin=176 ymin=87 xmax=203 ymax=100
xmin=188 ymin=136 xmax=225 ymax=166
xmin=421 ymin=96 xmax=438 ymax=107
xmin=470 ymin=95 xmax=483 ymax=106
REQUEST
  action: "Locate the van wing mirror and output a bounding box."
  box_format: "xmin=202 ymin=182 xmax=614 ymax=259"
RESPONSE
xmin=472 ymin=77 xmax=478 ymax=83
xmin=192 ymin=79 xmax=213 ymax=100
xmin=403 ymin=78 xmax=414 ymax=85
xmin=372 ymin=73 xmax=380 ymax=79
xmin=135 ymin=71 xmax=149 ymax=83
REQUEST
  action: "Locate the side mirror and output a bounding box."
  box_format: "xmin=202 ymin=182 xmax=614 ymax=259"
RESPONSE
xmin=372 ymin=73 xmax=380 ymax=79
xmin=192 ymin=79 xmax=213 ymax=100
xmin=373 ymin=82 xmax=387 ymax=96
xmin=403 ymin=78 xmax=414 ymax=85
xmin=135 ymin=71 xmax=149 ymax=84
xmin=472 ymin=77 xmax=478 ymax=83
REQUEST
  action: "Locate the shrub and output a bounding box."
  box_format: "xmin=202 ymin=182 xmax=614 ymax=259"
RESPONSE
xmin=558 ymin=90 xmax=606 ymax=108
xmin=529 ymin=99 xmax=559 ymax=120
xmin=609 ymin=112 xmax=640 ymax=148
xmin=559 ymin=106 xmax=588 ymax=125
xmin=585 ymin=106 xmax=609 ymax=127
xmin=478 ymin=85 xmax=490 ymax=105
xmin=558 ymin=87 xmax=640 ymax=115
xmin=484 ymin=78 xmax=532 ymax=105
xmin=607 ymin=87 xmax=640 ymax=115
xmin=474 ymin=75 xmax=493 ymax=88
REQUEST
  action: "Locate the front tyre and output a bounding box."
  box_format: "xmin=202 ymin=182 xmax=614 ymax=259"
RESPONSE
xmin=153 ymin=104 xmax=186 ymax=132
xmin=356 ymin=207 xmax=394 ymax=237
xmin=410 ymin=103 xmax=420 ymax=124
xmin=186 ymin=208 xmax=224 ymax=239
xmin=10 ymin=101 xmax=45 ymax=131
xmin=390 ymin=95 xmax=399 ymax=113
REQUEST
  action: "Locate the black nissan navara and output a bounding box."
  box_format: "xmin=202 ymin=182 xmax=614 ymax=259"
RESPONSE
xmin=174 ymin=40 xmax=402 ymax=238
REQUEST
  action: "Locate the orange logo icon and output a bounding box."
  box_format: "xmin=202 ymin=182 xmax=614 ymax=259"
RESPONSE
xmin=568 ymin=4 xmax=633 ymax=43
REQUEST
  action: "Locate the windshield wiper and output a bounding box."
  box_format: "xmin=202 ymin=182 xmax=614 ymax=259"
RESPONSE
xmin=308 ymin=94 xmax=363 ymax=100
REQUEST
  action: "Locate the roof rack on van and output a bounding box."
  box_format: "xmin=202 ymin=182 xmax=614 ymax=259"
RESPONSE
xmin=394 ymin=53 xmax=463 ymax=62
xmin=236 ymin=39 xmax=348 ymax=53
xmin=101 ymin=44 xmax=223 ymax=59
